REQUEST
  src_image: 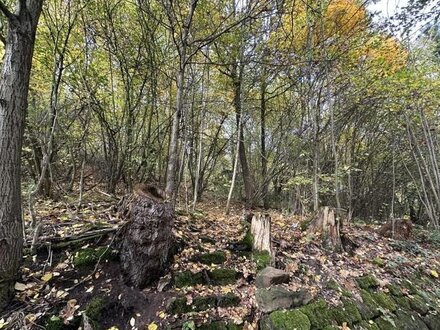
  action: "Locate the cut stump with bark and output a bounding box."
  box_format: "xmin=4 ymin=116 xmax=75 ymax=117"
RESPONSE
xmin=120 ymin=184 xmax=175 ymax=289
xmin=307 ymin=206 xmax=342 ymax=252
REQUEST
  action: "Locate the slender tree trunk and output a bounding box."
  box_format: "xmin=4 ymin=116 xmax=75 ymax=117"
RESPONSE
xmin=166 ymin=67 xmax=184 ymax=201
xmin=0 ymin=0 xmax=43 ymax=311
xmin=226 ymin=118 xmax=242 ymax=215
xmin=260 ymin=77 xmax=268 ymax=209
xmin=232 ymin=63 xmax=254 ymax=207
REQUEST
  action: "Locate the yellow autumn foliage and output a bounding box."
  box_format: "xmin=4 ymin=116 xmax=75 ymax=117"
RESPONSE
xmin=271 ymin=0 xmax=406 ymax=74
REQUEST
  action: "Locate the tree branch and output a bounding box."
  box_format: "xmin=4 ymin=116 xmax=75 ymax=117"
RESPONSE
xmin=0 ymin=1 xmax=15 ymax=21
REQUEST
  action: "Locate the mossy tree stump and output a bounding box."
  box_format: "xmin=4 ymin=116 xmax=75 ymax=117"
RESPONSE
xmin=307 ymin=206 xmax=342 ymax=252
xmin=120 ymin=184 xmax=175 ymax=288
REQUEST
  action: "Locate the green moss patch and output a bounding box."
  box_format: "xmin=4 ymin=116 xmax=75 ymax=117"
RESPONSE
xmin=217 ymin=293 xmax=241 ymax=307
xmin=331 ymin=298 xmax=363 ymax=326
xmin=253 ymin=251 xmax=272 ymax=271
xmin=358 ymin=290 xmax=381 ymax=320
xmin=241 ymin=228 xmax=253 ymax=251
xmin=191 ymin=251 xmax=227 ymax=265
xmin=299 ymin=299 xmax=332 ymax=329
xmin=371 ymin=292 xmax=397 ymax=312
xmin=45 ymin=316 xmax=64 ymax=330
xmin=386 ymin=283 xmax=403 ymax=297
xmin=394 ymin=310 xmax=430 ymax=330
xmin=167 ymin=294 xmax=241 ymax=314
xmin=260 ymin=310 xmax=311 ymax=330
xmin=375 ymin=315 xmax=396 ymax=330
xmin=356 ymin=275 xmax=379 ymax=291
xmin=409 ymin=295 xmax=429 ymax=315
xmin=85 ymin=297 xmax=105 ymax=321
xmin=393 ymin=296 xmax=410 ymax=309
xmin=174 ymin=271 xmax=206 ymax=288
xmin=354 ymin=320 xmax=380 ymax=330
xmin=73 ymin=247 xmax=116 ymax=267
xmin=197 ymin=321 xmax=241 ymax=330
xmin=209 ymin=268 xmax=239 ymax=285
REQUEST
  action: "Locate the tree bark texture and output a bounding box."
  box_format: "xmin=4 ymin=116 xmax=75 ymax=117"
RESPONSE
xmin=251 ymin=214 xmax=272 ymax=254
xmin=120 ymin=185 xmax=175 ymax=289
xmin=0 ymin=0 xmax=43 ymax=311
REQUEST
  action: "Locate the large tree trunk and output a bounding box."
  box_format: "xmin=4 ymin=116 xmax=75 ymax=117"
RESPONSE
xmin=120 ymin=185 xmax=175 ymax=289
xmin=0 ymin=1 xmax=43 ymax=311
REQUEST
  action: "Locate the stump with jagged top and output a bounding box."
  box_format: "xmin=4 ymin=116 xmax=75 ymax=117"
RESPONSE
xmin=120 ymin=184 xmax=175 ymax=288
xmin=307 ymin=206 xmax=343 ymax=252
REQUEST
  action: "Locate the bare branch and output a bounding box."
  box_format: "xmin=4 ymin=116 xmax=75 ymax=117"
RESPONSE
xmin=0 ymin=1 xmax=15 ymax=21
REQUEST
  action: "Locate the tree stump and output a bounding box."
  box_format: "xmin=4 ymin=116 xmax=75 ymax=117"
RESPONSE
xmin=251 ymin=214 xmax=273 ymax=255
xmin=307 ymin=206 xmax=342 ymax=251
xmin=120 ymin=184 xmax=175 ymax=289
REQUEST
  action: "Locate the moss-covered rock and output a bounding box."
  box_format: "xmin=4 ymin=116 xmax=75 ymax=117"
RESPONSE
xmin=197 ymin=321 xmax=241 ymax=330
xmin=409 ymin=295 xmax=429 ymax=315
xmin=423 ymin=311 xmax=440 ymax=330
xmin=167 ymin=294 xmax=241 ymax=314
xmin=209 ymin=268 xmax=239 ymax=285
xmin=356 ymin=275 xmax=379 ymax=291
xmin=375 ymin=315 xmax=396 ymax=330
xmin=260 ymin=310 xmax=311 ymax=330
xmin=354 ymin=320 xmax=380 ymax=330
xmin=167 ymin=297 xmax=191 ymax=314
xmin=329 ymin=298 xmax=362 ymax=326
xmin=217 ymin=293 xmax=240 ymax=308
xmin=401 ymin=280 xmax=418 ymax=295
xmin=174 ymin=271 xmax=205 ymax=288
xmin=193 ymin=296 xmax=217 ymax=311
xmin=256 ymin=286 xmax=312 ymax=313
xmin=371 ymin=292 xmax=397 ymax=312
xmin=386 ymin=283 xmax=403 ymax=297
xmin=299 ymin=299 xmax=332 ymax=329
xmin=394 ymin=310 xmax=430 ymax=330
xmin=393 ymin=296 xmax=410 ymax=309
xmin=192 ymin=251 xmax=227 ymax=265
xmin=253 ymin=251 xmax=272 ymax=271
xmin=358 ymin=290 xmax=381 ymax=320
xmin=45 ymin=316 xmax=64 ymax=330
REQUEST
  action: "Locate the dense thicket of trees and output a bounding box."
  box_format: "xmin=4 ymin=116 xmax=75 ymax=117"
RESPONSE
xmin=1 ymin=0 xmax=440 ymax=310
xmin=15 ymin=0 xmax=440 ymax=223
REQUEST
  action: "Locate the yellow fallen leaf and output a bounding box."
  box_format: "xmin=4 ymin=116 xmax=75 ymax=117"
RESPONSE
xmin=159 ymin=311 xmax=166 ymax=319
xmin=431 ymin=270 xmax=439 ymax=278
xmin=41 ymin=273 xmax=53 ymax=282
xmin=0 ymin=318 xmax=9 ymax=329
xmin=147 ymin=322 xmax=158 ymax=330
xmin=221 ymin=286 xmax=232 ymax=294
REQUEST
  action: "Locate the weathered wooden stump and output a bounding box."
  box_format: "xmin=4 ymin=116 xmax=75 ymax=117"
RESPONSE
xmin=120 ymin=184 xmax=175 ymax=288
xmin=307 ymin=206 xmax=342 ymax=251
xmin=251 ymin=214 xmax=272 ymax=254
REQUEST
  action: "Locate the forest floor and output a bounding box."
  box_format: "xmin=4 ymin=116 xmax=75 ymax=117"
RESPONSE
xmin=1 ymin=189 xmax=440 ymax=330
